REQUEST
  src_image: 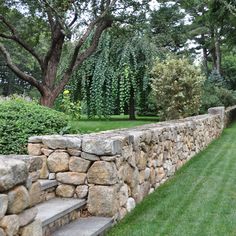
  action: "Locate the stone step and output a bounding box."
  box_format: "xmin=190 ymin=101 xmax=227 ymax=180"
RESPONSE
xmin=52 ymin=217 xmax=114 ymax=236
xmin=35 ymin=198 xmax=86 ymax=232
xmin=39 ymin=179 xmax=58 ymax=191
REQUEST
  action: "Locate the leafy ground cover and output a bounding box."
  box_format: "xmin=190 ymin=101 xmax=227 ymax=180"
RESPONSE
xmin=69 ymin=115 xmax=158 ymax=133
xmin=107 ymin=123 xmax=236 ymax=236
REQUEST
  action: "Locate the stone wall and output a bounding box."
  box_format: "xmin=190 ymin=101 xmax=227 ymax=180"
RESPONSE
xmin=27 ymin=106 xmax=235 ymax=220
xmin=0 ymin=155 xmax=43 ymax=236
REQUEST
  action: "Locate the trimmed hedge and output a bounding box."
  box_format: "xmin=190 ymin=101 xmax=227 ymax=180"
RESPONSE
xmin=0 ymin=98 xmax=68 ymax=154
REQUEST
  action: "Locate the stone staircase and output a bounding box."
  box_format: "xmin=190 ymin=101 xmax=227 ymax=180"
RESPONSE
xmin=36 ymin=180 xmax=113 ymax=236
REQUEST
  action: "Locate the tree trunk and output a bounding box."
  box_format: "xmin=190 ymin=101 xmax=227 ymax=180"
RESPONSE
xmin=210 ymin=29 xmax=217 ymax=71
xmin=129 ymin=88 xmax=136 ymax=120
xmin=39 ymin=91 xmax=57 ymax=108
xmin=214 ymin=29 xmax=221 ymax=75
xmin=201 ymin=34 xmax=209 ymax=76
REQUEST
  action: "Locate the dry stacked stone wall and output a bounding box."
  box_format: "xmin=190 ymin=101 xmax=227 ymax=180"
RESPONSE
xmin=0 ymin=155 xmax=43 ymax=236
xmin=26 ymin=106 xmax=234 ymax=220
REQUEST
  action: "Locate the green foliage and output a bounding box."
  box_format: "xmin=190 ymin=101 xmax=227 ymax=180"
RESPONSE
xmin=0 ymin=98 xmax=68 ymax=154
xmin=200 ymin=81 xmax=236 ymax=113
xmin=69 ymin=30 xmax=157 ymax=118
xmin=150 ymin=2 xmax=188 ymax=53
xmin=200 ymin=69 xmax=236 ymax=113
xmin=221 ymin=51 xmax=236 ymax=89
xmin=151 ymin=57 xmax=205 ymax=120
xmin=59 ymin=90 xmax=81 ymax=120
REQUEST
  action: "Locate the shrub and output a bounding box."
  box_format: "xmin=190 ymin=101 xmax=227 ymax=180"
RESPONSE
xmin=151 ymin=57 xmax=205 ymax=120
xmin=200 ymin=82 xmax=236 ymax=113
xmin=55 ymin=90 xmax=81 ymax=120
xmin=0 ymin=98 xmax=68 ymax=154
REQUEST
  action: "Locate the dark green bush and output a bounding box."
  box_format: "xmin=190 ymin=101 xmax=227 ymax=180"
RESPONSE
xmin=200 ymin=85 xmax=236 ymax=113
xmin=0 ymin=98 xmax=68 ymax=154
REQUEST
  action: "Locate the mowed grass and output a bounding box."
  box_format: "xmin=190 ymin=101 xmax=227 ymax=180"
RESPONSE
xmin=69 ymin=115 xmax=158 ymax=133
xmin=107 ymin=123 xmax=236 ymax=236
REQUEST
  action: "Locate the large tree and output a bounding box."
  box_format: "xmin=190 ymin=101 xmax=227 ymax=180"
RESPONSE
xmin=0 ymin=0 xmax=150 ymax=107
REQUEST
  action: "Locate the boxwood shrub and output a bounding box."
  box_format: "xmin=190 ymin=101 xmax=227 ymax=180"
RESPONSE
xmin=0 ymin=98 xmax=69 ymax=154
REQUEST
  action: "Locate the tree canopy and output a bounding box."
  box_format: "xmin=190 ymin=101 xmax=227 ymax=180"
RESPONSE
xmin=0 ymin=0 xmax=150 ymax=106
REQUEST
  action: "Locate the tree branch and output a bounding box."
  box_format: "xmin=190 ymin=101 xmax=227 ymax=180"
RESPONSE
xmin=0 ymin=15 xmax=44 ymax=70
xmin=0 ymin=43 xmax=45 ymax=95
xmin=66 ymin=0 xmax=117 ymax=73
xmin=54 ymin=18 xmax=112 ymax=97
xmin=51 ymin=0 xmax=117 ymax=97
xmin=74 ymin=20 xmax=113 ymax=69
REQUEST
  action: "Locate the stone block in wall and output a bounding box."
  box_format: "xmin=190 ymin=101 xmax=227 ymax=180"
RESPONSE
xmin=81 ymin=152 xmax=99 ymax=161
xmin=150 ymin=168 xmax=156 ymax=186
xmin=128 ymin=131 xmax=142 ymax=151
xmin=3 ymin=155 xmax=43 ymax=173
xmin=7 ymin=186 xmax=30 ymax=214
xmin=20 ymin=219 xmax=42 ymax=236
xmin=139 ymin=170 xmax=145 ymax=184
xmin=48 ymin=173 xmax=56 ymax=180
xmin=0 ymin=157 xmax=28 ymax=192
xmin=126 ymin=197 xmax=136 ymax=212
xmin=18 ymin=207 xmax=38 ymax=227
xmin=136 ymin=151 xmax=147 ymax=170
xmin=82 ymin=138 xmax=122 ymax=155
xmin=28 ymin=136 xmax=43 ymax=143
xmin=69 ymin=157 xmax=91 ymax=173
xmin=29 ymin=171 xmax=40 ymax=183
xmin=75 ymin=185 xmax=88 ymax=199
xmin=144 ymin=168 xmax=151 ymax=180
xmin=56 ymin=184 xmax=75 ymax=198
xmin=0 ymin=195 xmax=8 ymax=220
xmin=140 ymin=182 xmax=151 ymax=200
xmin=67 ymin=149 xmax=81 ymax=157
xmin=47 ymin=152 xmax=69 ymax=172
xmin=163 ymin=160 xmax=175 ymax=177
xmin=0 ymin=228 xmax=5 ymax=236
xmin=56 ymin=172 xmax=86 ymax=185
xmin=156 ymin=167 xmax=165 ymax=183
xmin=121 ymin=146 xmax=133 ymax=160
xmin=119 ymin=164 xmax=139 ymax=189
xmin=100 ymin=155 xmax=117 ymax=162
xmin=28 ymin=143 xmax=42 ymax=156
xmin=29 ymin=181 xmax=41 ymax=207
xmin=118 ymin=184 xmax=129 ymax=207
xmin=41 ymin=135 xmax=81 ymax=149
xmin=39 ymin=156 xmax=49 ymax=179
xmin=0 ymin=215 xmax=19 ymax=236
xmin=88 ymin=185 xmax=118 ymax=217
xmin=41 ymin=148 xmax=53 ymax=157
xmin=87 ymin=161 xmax=118 ymax=185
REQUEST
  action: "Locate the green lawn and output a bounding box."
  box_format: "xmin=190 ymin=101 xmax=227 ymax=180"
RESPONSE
xmin=107 ymin=123 xmax=236 ymax=236
xmin=69 ymin=115 xmax=158 ymax=133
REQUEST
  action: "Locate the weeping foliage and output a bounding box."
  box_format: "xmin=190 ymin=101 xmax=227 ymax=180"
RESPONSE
xmin=67 ymin=29 xmax=157 ymax=118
